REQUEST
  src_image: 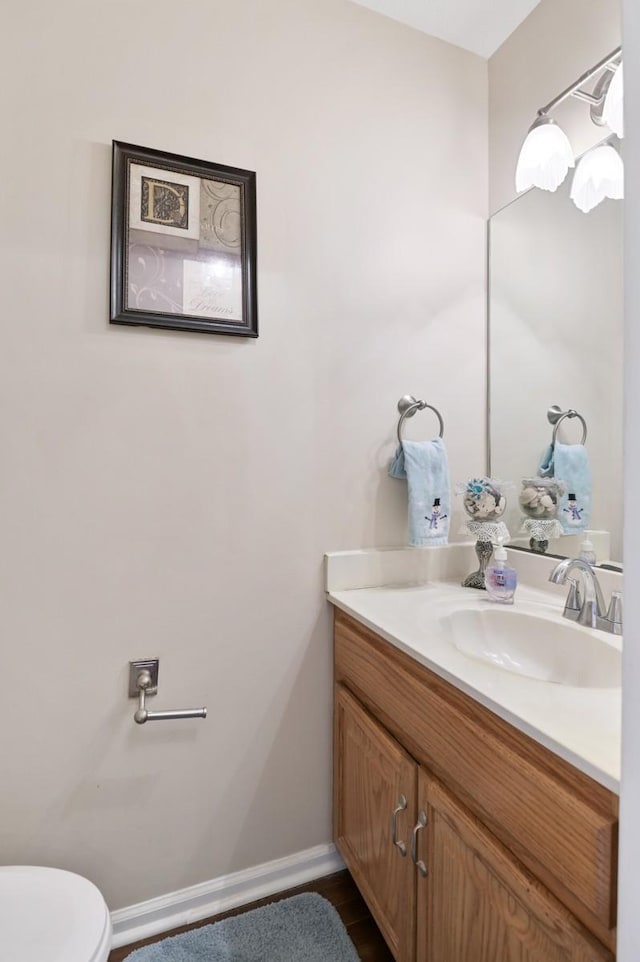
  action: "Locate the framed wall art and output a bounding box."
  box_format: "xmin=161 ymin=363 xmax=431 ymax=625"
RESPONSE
xmin=110 ymin=141 xmax=258 ymax=337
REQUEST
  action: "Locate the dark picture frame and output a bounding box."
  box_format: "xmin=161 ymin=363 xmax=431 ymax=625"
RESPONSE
xmin=110 ymin=141 xmax=258 ymax=337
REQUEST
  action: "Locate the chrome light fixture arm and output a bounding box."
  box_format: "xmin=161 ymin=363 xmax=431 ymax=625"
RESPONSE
xmin=537 ymin=46 xmax=622 ymax=118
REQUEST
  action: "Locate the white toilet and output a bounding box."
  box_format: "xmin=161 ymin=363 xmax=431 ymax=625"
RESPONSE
xmin=0 ymin=865 xmax=112 ymax=962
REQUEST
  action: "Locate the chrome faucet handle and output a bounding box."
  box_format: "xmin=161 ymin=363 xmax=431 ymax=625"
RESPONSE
xmin=605 ymin=590 xmax=623 ymax=635
xmin=593 ymin=580 xmax=608 ymax=619
xmin=549 ymin=558 xmax=608 ymax=629
xmin=564 ymin=577 xmax=582 ymax=617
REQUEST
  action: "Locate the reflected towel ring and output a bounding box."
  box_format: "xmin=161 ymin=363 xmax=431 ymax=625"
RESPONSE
xmin=547 ymin=405 xmax=588 ymax=445
xmin=397 ymin=395 xmax=444 ymax=445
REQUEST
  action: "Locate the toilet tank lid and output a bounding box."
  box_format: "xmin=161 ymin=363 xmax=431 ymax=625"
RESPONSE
xmin=0 ymin=865 xmax=111 ymax=962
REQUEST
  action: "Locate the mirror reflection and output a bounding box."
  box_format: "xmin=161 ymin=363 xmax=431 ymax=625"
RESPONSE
xmin=488 ymin=142 xmax=623 ymax=565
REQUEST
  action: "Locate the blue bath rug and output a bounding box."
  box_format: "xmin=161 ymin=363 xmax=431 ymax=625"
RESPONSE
xmin=124 ymin=892 xmax=361 ymax=961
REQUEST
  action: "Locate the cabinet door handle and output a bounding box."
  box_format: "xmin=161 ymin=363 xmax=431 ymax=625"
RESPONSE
xmin=391 ymin=794 xmax=408 ymax=856
xmin=411 ymin=810 xmax=428 ymax=877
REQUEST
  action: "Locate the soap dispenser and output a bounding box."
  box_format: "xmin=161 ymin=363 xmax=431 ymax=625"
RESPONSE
xmin=578 ymin=534 xmax=597 ymax=566
xmin=486 ymin=539 xmax=517 ymax=605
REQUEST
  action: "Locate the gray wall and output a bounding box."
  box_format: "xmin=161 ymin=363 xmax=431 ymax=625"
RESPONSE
xmin=0 ymin=0 xmax=487 ymax=909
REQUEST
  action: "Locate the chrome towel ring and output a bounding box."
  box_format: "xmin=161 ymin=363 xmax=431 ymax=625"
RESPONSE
xmin=397 ymin=395 xmax=444 ymax=445
xmin=547 ymin=405 xmax=588 ymax=445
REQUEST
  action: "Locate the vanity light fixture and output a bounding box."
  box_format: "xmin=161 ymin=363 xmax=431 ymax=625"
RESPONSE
xmin=515 ymin=117 xmax=574 ymax=193
xmin=570 ymin=142 xmax=624 ymax=214
xmin=515 ymin=46 xmax=622 ymax=196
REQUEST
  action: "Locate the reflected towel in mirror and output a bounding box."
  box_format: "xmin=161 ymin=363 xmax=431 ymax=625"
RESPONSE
xmin=538 ymin=442 xmax=591 ymax=534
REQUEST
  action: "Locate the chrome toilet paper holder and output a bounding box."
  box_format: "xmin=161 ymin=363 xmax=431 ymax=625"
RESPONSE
xmin=128 ymin=659 xmax=207 ymax=724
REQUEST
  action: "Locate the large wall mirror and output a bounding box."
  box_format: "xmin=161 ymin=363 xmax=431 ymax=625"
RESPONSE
xmin=488 ymin=140 xmax=623 ymax=566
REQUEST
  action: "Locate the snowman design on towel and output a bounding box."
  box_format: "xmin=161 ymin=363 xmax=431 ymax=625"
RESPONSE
xmin=563 ymin=492 xmax=584 ymax=525
xmin=425 ymin=498 xmax=447 ymax=531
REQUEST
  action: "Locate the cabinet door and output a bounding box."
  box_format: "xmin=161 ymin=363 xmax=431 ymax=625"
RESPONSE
xmin=417 ymin=772 xmax=612 ymax=962
xmin=334 ymin=685 xmax=417 ymax=962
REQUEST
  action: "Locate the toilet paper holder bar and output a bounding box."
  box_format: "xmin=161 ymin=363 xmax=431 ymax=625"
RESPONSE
xmin=129 ymin=659 xmax=207 ymax=724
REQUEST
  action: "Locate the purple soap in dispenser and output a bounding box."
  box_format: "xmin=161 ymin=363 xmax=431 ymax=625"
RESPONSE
xmin=486 ymin=539 xmax=517 ymax=605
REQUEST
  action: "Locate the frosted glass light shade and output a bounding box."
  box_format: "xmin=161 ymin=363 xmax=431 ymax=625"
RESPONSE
xmin=515 ymin=118 xmax=575 ymax=193
xmin=570 ymin=144 xmax=624 ymax=213
xmin=603 ymin=63 xmax=624 ymax=138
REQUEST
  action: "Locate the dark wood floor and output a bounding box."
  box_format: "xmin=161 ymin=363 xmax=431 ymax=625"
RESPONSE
xmin=108 ymin=869 xmax=393 ymax=962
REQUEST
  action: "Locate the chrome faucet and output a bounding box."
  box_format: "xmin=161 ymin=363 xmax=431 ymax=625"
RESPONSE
xmin=548 ymin=558 xmax=622 ymax=634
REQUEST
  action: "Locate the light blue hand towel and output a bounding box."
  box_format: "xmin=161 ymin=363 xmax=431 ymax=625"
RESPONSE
xmin=389 ymin=438 xmax=450 ymax=546
xmin=538 ymin=442 xmax=591 ymax=534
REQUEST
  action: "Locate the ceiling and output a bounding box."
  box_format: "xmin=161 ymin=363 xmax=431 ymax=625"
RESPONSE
xmin=349 ymin=0 xmax=542 ymax=58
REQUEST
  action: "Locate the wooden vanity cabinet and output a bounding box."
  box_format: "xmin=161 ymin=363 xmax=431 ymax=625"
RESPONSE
xmin=420 ymin=773 xmax=612 ymax=962
xmin=335 ymin=685 xmax=417 ymax=962
xmin=333 ymin=609 xmax=618 ymax=962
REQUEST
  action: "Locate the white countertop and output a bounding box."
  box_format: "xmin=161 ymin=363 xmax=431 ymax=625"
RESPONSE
xmin=326 ymin=548 xmax=621 ymax=793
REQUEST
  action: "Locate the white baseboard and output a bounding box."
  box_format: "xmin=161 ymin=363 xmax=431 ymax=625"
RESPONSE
xmin=110 ymin=842 xmax=345 ymax=949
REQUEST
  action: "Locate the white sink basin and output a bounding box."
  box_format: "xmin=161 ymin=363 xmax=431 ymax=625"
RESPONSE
xmin=440 ymin=606 xmax=621 ymax=689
